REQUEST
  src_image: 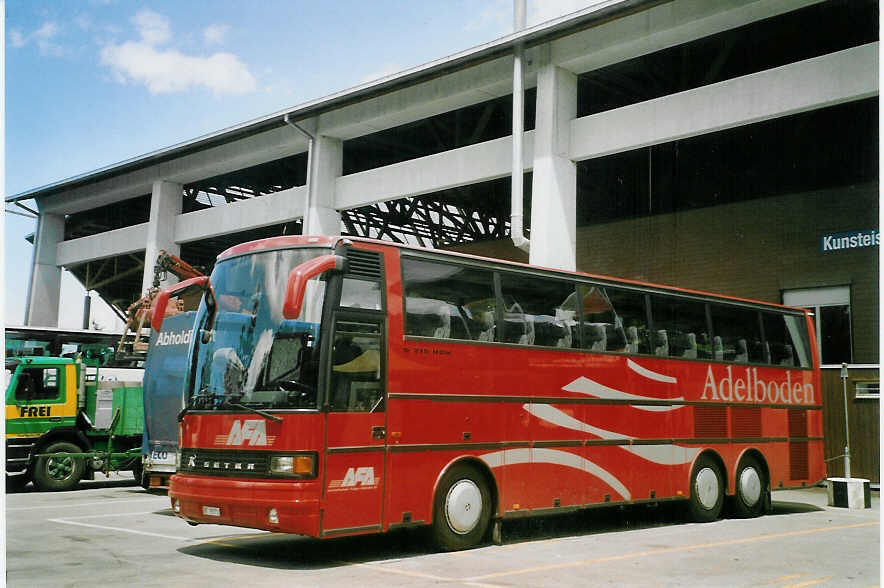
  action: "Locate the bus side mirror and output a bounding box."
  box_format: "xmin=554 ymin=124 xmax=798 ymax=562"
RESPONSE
xmin=283 ymin=255 xmax=347 ymax=319
xmin=152 ymin=276 xmax=211 ymax=332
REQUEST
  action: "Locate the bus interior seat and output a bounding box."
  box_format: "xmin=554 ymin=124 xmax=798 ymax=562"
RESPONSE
xmin=770 ymin=343 xmax=795 ymax=366
xmin=605 ymin=324 xmax=627 ymax=352
xmin=405 ymin=298 xmax=450 ymax=338
xmin=582 ymin=324 xmax=607 ymax=351
xmin=751 ymin=340 xmax=768 ymax=363
xmin=713 ymin=336 xmax=724 ymax=360
xmin=669 ymin=332 xmax=697 ymax=359
xmin=626 ymin=326 xmax=639 ymax=353
xmin=533 ymin=316 xmax=564 ymax=346
xmin=654 ymin=330 xmax=669 ymax=357
xmin=734 ymin=339 xmax=748 ymax=363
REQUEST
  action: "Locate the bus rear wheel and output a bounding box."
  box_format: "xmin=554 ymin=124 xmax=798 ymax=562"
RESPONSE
xmin=687 ymin=455 xmax=723 ymax=523
xmin=431 ymin=464 xmax=492 ymax=551
xmin=732 ymin=455 xmax=767 ymax=518
xmin=33 ymin=441 xmax=85 ymax=492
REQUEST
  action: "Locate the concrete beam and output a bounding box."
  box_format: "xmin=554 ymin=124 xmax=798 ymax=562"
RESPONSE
xmin=317 ymin=53 xmax=537 ymax=140
xmin=25 ymin=213 xmax=65 ymax=326
xmin=529 ymin=63 xmax=577 ymax=271
xmin=336 ymin=131 xmax=535 ymax=211
xmin=570 ymin=43 xmax=878 ymax=162
xmin=552 ymin=0 xmax=824 ymax=76
xmin=57 ymin=224 xmax=149 ymax=266
xmin=304 ymin=134 xmax=343 ymax=236
xmin=39 ymin=126 xmax=309 ymax=215
xmin=142 ymin=180 xmax=182 ymax=293
xmin=174 ymin=186 xmax=307 ymax=243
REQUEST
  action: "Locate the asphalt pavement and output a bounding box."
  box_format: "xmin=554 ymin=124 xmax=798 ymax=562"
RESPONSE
xmin=4 ymin=475 xmax=880 ymax=587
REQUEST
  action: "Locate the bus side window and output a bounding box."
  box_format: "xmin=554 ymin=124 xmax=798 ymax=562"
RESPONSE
xmin=591 ymin=287 xmax=650 ymax=354
xmin=764 ymin=313 xmax=812 ymax=368
xmin=710 ymin=305 xmax=764 ymax=364
xmin=649 ymin=296 xmax=712 ymax=360
xmin=499 ymin=274 xmax=577 ymax=348
xmin=402 ymin=259 xmax=495 ymax=342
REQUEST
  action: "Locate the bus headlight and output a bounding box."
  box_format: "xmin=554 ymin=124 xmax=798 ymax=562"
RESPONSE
xmin=269 ymin=453 xmax=316 ymax=478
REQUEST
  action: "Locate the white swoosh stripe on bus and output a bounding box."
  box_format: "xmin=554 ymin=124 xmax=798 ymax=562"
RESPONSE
xmin=523 ymin=404 xmax=699 ymax=466
xmin=562 ymin=376 xmax=683 ymax=412
xmin=480 ymin=447 xmax=631 ymax=500
xmin=626 ymin=359 xmax=678 ymax=383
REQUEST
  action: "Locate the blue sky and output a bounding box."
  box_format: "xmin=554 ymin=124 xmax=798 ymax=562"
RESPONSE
xmin=4 ymin=0 xmax=598 ymax=329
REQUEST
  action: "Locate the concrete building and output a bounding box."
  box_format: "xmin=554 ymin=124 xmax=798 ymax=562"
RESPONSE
xmin=6 ymin=0 xmax=879 ymax=480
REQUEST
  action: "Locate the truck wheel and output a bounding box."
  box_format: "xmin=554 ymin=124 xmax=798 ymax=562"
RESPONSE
xmin=33 ymin=441 xmax=85 ymax=492
xmin=431 ymin=463 xmax=492 ymax=551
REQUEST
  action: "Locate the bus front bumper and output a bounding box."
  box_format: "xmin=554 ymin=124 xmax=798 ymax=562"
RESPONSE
xmin=169 ymin=474 xmax=320 ymax=536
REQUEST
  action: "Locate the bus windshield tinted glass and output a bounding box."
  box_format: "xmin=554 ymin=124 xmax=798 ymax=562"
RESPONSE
xmin=189 ymin=248 xmax=329 ymax=411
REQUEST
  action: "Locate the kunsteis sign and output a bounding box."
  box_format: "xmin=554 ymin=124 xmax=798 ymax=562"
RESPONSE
xmin=821 ymin=229 xmax=879 ymax=253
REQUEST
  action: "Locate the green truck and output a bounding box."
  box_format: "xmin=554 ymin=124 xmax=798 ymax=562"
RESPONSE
xmin=5 ymin=355 xmax=144 ymax=491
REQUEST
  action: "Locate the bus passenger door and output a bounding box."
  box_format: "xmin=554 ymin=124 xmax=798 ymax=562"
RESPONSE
xmin=321 ymin=313 xmax=386 ymax=537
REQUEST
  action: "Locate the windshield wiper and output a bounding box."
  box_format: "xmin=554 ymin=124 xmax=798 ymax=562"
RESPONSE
xmin=222 ymin=400 xmax=283 ymax=423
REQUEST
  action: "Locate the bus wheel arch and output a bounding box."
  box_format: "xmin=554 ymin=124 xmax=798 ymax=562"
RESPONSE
xmin=430 ymin=458 xmax=497 ymax=551
xmin=687 ymin=451 xmax=726 ymax=523
xmin=732 ymin=450 xmax=770 ymax=518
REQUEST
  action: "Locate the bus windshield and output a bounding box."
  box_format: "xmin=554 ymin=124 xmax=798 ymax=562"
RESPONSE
xmin=188 ymin=247 xmax=329 ymax=411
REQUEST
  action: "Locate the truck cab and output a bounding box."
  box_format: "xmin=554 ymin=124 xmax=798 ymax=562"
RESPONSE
xmin=5 ymin=356 xmax=143 ymax=491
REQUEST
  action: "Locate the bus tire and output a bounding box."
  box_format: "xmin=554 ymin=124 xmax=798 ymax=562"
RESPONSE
xmin=33 ymin=441 xmax=85 ymax=492
xmin=431 ymin=463 xmax=492 ymax=551
xmin=687 ymin=454 xmax=723 ymax=523
xmin=732 ymin=455 xmax=767 ymax=518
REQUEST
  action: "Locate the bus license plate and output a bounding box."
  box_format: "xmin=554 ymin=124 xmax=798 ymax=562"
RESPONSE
xmin=202 ymin=506 xmax=221 ymax=517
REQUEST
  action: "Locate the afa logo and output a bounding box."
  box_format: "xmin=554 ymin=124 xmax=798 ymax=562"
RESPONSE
xmin=328 ymin=467 xmax=379 ymax=491
xmin=225 ymin=419 xmax=268 ymax=446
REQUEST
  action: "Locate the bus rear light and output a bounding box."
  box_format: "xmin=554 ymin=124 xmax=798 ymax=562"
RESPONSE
xmin=268 ymin=508 xmax=279 ymax=524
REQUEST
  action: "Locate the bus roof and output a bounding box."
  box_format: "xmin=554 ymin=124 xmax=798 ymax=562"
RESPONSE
xmin=215 ymin=235 xmax=809 ymax=315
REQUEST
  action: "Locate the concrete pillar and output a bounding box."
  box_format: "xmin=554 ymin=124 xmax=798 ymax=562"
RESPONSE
xmin=141 ymin=180 xmax=183 ymax=294
xmin=25 ymin=212 xmax=65 ymax=326
xmin=529 ymin=60 xmax=578 ymax=271
xmin=305 ymin=134 xmax=343 ymax=236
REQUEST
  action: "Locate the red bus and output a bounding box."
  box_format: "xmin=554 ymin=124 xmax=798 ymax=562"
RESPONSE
xmin=163 ymin=235 xmax=823 ymax=550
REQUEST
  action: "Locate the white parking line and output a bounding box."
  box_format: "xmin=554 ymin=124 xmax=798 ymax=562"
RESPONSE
xmin=47 ymin=517 xmax=196 ymax=542
xmin=8 ymin=497 xmax=167 ymax=512
xmin=55 ymin=510 xmax=161 ymax=520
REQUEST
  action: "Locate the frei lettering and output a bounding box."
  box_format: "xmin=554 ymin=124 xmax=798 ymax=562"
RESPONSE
xmin=18 ymin=405 xmax=52 ymax=417
xmin=701 ymin=365 xmax=813 ymax=404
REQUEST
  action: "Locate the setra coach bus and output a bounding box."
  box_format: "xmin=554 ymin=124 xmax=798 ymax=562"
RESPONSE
xmin=162 ymin=235 xmax=823 ymax=550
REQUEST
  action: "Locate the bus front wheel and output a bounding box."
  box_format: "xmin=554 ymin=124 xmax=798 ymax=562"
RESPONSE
xmin=431 ymin=464 xmax=492 ymax=551
xmin=687 ymin=455 xmax=724 ymax=523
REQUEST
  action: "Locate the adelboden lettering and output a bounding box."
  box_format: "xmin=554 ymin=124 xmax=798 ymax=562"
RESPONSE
xmin=701 ymin=365 xmax=813 ymax=405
